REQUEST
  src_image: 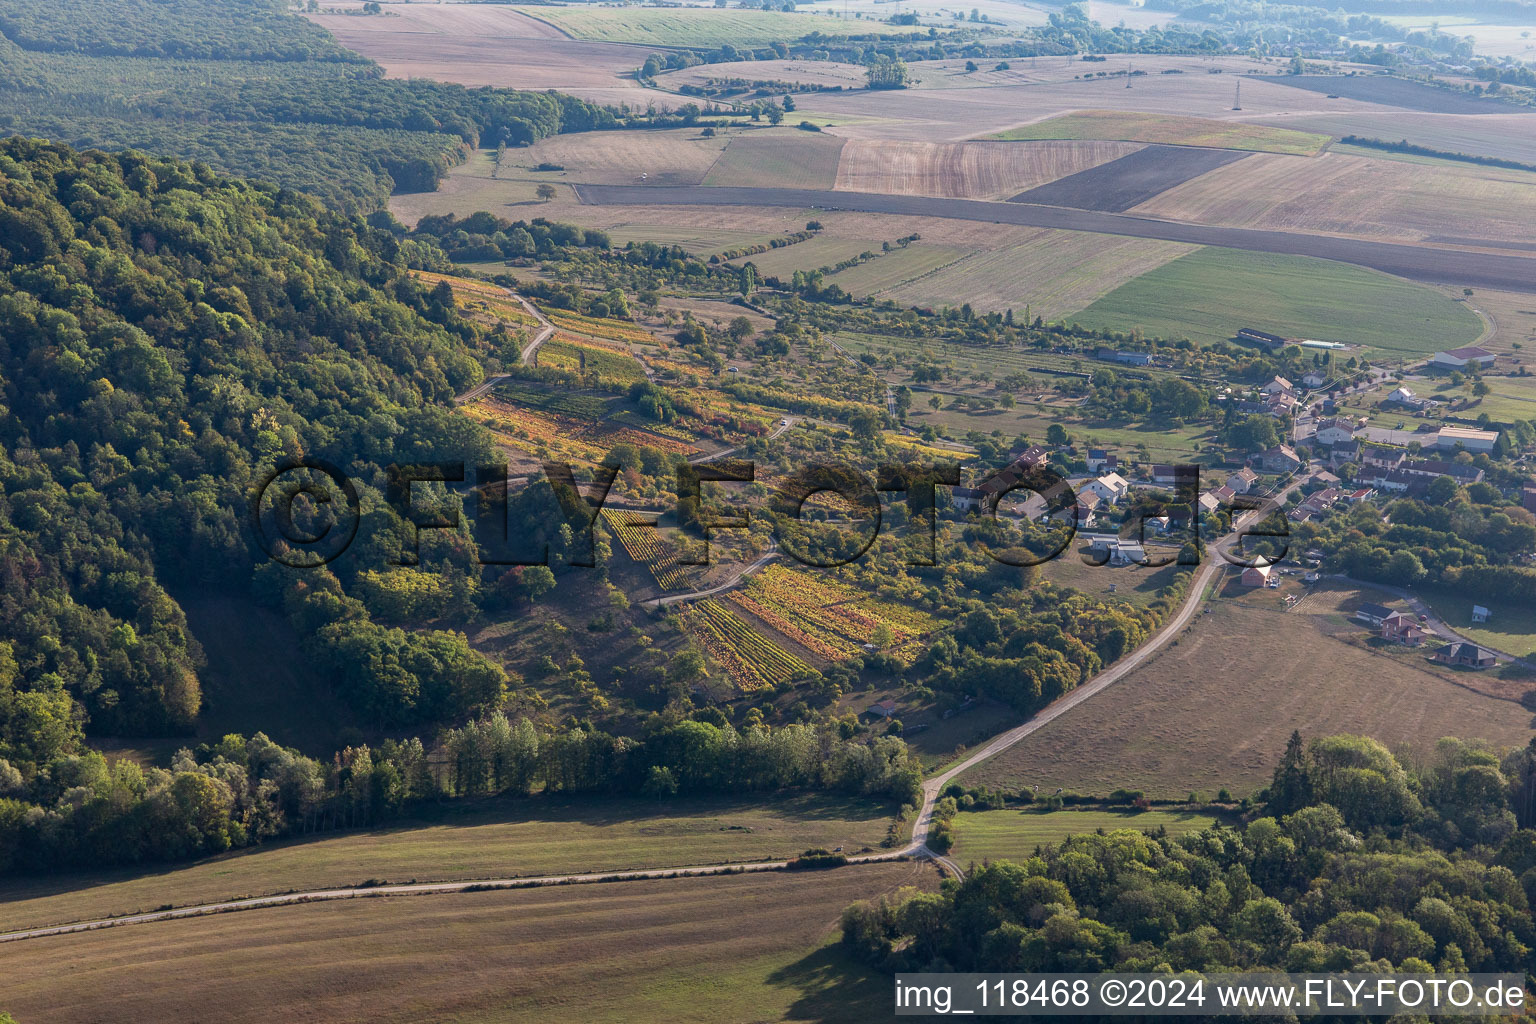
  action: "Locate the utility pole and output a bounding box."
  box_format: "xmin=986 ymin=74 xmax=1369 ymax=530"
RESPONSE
xmin=1232 ymin=80 xmax=1242 ymax=110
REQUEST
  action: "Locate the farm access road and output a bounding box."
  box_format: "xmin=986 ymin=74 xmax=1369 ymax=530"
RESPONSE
xmin=574 ymin=185 xmax=1536 ymax=294
xmin=453 ymin=290 xmax=555 ymax=404
xmin=0 ymin=482 xmax=1310 ymax=942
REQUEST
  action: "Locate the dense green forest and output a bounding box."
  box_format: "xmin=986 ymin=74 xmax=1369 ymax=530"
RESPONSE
xmin=844 ymin=734 xmax=1536 ymax=975
xmin=0 ymin=138 xmax=515 ymax=780
xmin=0 ymin=0 xmax=615 ymax=207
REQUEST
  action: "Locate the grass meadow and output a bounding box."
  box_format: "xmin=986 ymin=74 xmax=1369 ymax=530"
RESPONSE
xmin=950 ymin=807 xmax=1221 ymax=864
xmin=1071 ymin=247 xmax=1484 ymax=353
xmin=518 ymin=6 xmax=919 ymax=46
xmin=3 ymin=861 xmax=936 ymax=1024
xmin=988 ymin=110 xmax=1330 ymax=155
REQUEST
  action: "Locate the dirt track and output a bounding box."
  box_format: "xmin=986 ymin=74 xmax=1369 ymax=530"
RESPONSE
xmin=574 ymin=184 xmax=1536 ymax=292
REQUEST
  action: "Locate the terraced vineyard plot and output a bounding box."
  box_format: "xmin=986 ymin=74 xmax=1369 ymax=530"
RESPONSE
xmin=833 ymin=139 xmax=1143 ymax=199
xmin=1009 ymin=144 xmax=1248 ymax=212
xmin=545 ymin=309 xmax=655 ymax=345
xmin=488 ymin=381 xmax=617 ymax=420
xmin=740 ymin=564 xmax=938 ymax=658
xmin=703 ymin=131 xmax=846 ymax=189
xmin=988 ymin=110 xmax=1330 ymax=156
xmin=601 ymin=508 xmax=696 ymax=590
xmin=687 ymin=598 xmax=813 ymax=692
xmin=538 ymin=336 xmax=648 ymax=384
xmin=1070 ymin=246 xmax=1484 ymax=352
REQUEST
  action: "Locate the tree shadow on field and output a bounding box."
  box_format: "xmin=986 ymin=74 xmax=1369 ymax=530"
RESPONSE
xmin=765 ymin=942 xmax=898 ymax=1024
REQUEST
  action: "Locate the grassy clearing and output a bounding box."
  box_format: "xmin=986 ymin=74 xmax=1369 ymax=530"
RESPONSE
xmin=1071 ymin=247 xmax=1483 ymax=353
xmin=604 ymin=223 xmax=787 ymax=257
xmin=1415 ymin=585 xmax=1536 ymax=658
xmin=988 ymin=110 xmax=1330 ymax=155
xmin=1038 ymin=557 xmax=1188 ymax=609
xmin=951 ymin=808 xmax=1220 ymax=863
xmin=0 ymin=793 xmax=896 ymax=933
xmin=3 ymin=861 xmax=935 ymax=1024
xmin=518 ymin=5 xmax=919 ymax=46
xmin=822 ymin=242 xmax=971 ymax=295
xmin=958 ymin=581 xmax=1534 ymax=798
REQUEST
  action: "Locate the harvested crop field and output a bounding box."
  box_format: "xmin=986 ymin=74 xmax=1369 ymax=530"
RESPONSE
xmin=833 ymin=139 xmax=1143 ymax=199
xmin=1274 ymin=111 xmax=1536 ymax=167
xmin=310 ymin=3 xmax=671 ymax=109
xmin=1133 ymin=150 xmax=1536 ymax=244
xmin=1269 ymin=74 xmax=1536 ymax=115
xmin=575 ymin=184 xmax=1536 ymax=292
xmin=1009 ymin=144 xmax=1249 ymax=211
xmin=703 ymin=130 xmax=846 ymax=188
xmin=988 ymin=110 xmax=1330 ymax=155
xmin=511 ymin=5 xmax=924 ymax=46
xmin=520 ymin=129 xmax=731 ymax=186
xmin=957 ymin=582 xmax=1534 ymax=799
xmin=878 ymin=229 xmax=1195 ymax=319
xmin=0 ymin=793 xmax=894 ymax=933
xmin=1072 ymin=246 xmax=1483 ymax=351
xmin=3 ymin=861 xmax=937 ymax=1024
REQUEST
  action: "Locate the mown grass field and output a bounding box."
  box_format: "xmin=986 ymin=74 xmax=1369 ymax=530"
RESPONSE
xmin=950 ymin=808 xmax=1220 ymax=863
xmin=729 ymin=235 xmax=885 ymax=280
xmin=703 ymin=131 xmax=846 ymax=189
xmin=3 ymin=861 xmax=936 ymax=1024
xmin=957 ymin=581 xmax=1534 ymax=798
xmin=0 ymin=793 xmax=896 ymax=933
xmin=880 ymin=229 xmax=1197 ymax=321
xmin=1415 ymin=585 xmax=1536 ymax=658
xmin=988 ymin=110 xmax=1330 ymax=155
xmin=517 ymin=5 xmax=916 ymax=46
xmin=822 ymin=242 xmax=971 ymax=296
xmin=1071 ymin=247 xmax=1483 ymax=353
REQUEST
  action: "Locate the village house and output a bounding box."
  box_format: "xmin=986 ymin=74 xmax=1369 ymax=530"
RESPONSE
xmin=1328 ymin=440 xmax=1361 ymax=470
xmin=866 ymin=698 xmax=898 ymax=719
xmin=1261 ymin=376 xmax=1295 ymax=397
xmin=951 ymin=486 xmax=986 ymax=513
xmin=1087 ymin=536 xmax=1147 ymax=567
xmin=1301 ymin=370 xmax=1328 ymax=389
xmin=1472 ymin=604 xmax=1490 ymax=624
xmin=1433 ymin=641 xmax=1498 ymax=670
xmin=1314 ymin=417 xmax=1358 ymax=447
xmin=1225 ymin=467 xmax=1259 ymax=494
xmin=1380 ymin=611 xmax=1430 ymax=646
xmin=1241 ymin=564 xmax=1273 ymax=586
xmin=1254 ymin=445 xmax=1302 ymax=474
xmin=1084 ymin=472 xmax=1131 ymax=506
xmin=1524 ymin=484 xmax=1536 ymax=514
xmin=1386 ymin=385 xmax=1422 ymax=407
xmin=1086 ymin=448 xmax=1118 ymax=474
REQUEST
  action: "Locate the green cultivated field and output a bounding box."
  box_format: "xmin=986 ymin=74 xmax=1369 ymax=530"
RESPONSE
xmin=951 ymin=808 xmax=1220 ymax=863
xmin=515 ymin=6 xmax=917 ymax=45
xmin=0 ymin=793 xmax=895 ymax=933
xmin=1071 ymin=247 xmax=1483 ymax=353
xmin=730 ymin=235 xmax=883 ymax=279
xmin=823 ymin=243 xmax=971 ymax=295
xmin=988 ymin=111 xmax=1330 ymax=155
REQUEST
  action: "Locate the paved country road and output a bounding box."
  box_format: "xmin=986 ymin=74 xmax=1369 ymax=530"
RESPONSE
xmin=574 ymin=185 xmax=1536 ymax=293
